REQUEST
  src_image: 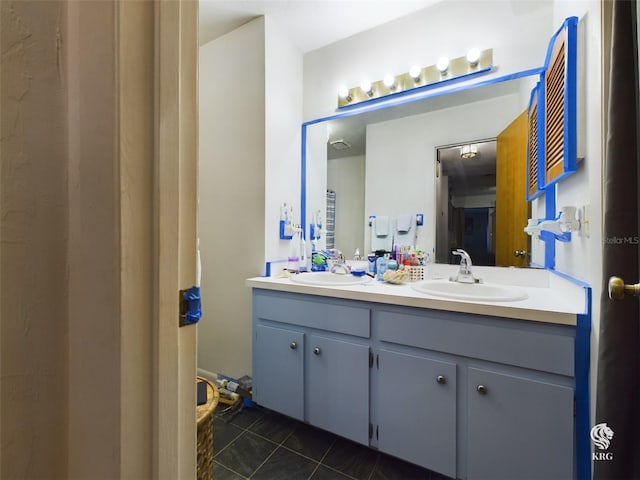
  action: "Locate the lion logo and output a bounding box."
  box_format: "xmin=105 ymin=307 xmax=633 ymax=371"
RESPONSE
xmin=591 ymin=423 xmax=614 ymax=450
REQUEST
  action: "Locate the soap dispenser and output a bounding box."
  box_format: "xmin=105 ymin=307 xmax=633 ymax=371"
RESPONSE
xmin=288 ymin=228 xmax=301 ymax=272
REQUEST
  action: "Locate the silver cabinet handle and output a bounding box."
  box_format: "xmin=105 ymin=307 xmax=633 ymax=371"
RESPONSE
xmin=313 ymin=347 xmax=321 ymax=355
xmin=477 ymin=384 xmax=488 ymax=395
xmin=289 ymin=342 xmax=297 ymax=350
xmin=436 ymin=375 xmax=446 ymax=385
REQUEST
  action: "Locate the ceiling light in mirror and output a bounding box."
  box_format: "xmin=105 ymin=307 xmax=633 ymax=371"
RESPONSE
xmin=329 ymin=139 xmax=351 ymax=151
xmin=460 ymin=144 xmax=478 ymax=158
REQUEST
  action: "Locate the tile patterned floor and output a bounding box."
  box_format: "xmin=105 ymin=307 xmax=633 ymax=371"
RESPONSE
xmin=212 ymin=404 xmax=450 ymax=480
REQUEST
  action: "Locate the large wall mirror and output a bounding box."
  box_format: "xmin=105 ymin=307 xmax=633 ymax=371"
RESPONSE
xmin=303 ymin=71 xmax=541 ymax=268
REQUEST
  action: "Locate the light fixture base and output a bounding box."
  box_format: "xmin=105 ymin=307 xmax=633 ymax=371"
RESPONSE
xmin=337 ymin=48 xmax=493 ymax=108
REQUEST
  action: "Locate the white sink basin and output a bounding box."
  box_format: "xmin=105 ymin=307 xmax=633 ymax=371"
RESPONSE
xmin=411 ymin=280 xmax=528 ymax=302
xmin=289 ymin=271 xmax=372 ymax=286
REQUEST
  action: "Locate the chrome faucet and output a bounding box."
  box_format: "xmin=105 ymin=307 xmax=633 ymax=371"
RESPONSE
xmin=451 ymin=249 xmax=480 ymax=284
xmin=328 ymin=249 xmax=351 ymax=274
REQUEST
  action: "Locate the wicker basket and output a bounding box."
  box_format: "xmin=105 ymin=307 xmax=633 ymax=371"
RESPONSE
xmin=197 ymin=377 xmax=219 ymax=480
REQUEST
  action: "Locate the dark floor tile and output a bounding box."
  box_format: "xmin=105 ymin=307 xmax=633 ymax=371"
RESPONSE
xmin=370 ymin=453 xmax=432 ymax=480
xmin=215 ymin=431 xmax=277 ymax=477
xmin=249 ymin=410 xmax=298 ymax=443
xmin=310 ymin=465 xmax=355 ymax=480
xmin=284 ymin=423 xmax=337 ymax=461
xmin=429 ymin=472 xmax=451 ymax=480
xmin=252 ymin=446 xmax=319 ymax=480
xmin=212 ymin=461 xmax=246 ymax=480
xmin=213 ymin=418 xmax=245 ymax=454
xmin=228 ymin=405 xmax=266 ymax=429
xmin=322 ymin=437 xmax=378 ymax=479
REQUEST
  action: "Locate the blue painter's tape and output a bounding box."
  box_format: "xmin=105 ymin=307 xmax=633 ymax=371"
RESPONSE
xmin=301 ymin=124 xmax=307 ymax=239
xmin=574 ymin=287 xmax=591 ymax=480
xmin=182 ymin=286 xmax=201 ymax=325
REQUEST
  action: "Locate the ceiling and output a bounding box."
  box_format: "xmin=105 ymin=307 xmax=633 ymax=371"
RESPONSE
xmin=199 ymin=0 xmax=440 ymax=51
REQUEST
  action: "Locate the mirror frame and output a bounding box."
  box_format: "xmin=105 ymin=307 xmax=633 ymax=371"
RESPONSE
xmin=300 ymin=67 xmax=543 ymax=260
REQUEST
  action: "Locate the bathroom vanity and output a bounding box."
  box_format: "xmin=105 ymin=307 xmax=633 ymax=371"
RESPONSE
xmin=247 ymin=267 xmax=587 ymax=480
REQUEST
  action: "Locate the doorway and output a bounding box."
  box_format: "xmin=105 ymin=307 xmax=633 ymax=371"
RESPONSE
xmin=435 ymin=139 xmax=497 ymax=266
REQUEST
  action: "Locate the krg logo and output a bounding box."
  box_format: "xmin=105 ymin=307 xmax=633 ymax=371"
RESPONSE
xmin=591 ymin=423 xmax=614 ymax=461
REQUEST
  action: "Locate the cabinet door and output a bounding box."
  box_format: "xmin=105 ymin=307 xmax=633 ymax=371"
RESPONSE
xmin=377 ymin=349 xmax=457 ymax=478
xmin=307 ymin=334 xmax=370 ymax=445
xmin=254 ymin=325 xmax=304 ymax=420
xmin=467 ymin=367 xmax=573 ymax=480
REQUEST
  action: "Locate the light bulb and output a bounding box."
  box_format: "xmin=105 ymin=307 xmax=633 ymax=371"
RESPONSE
xmin=338 ymin=85 xmax=351 ymax=100
xmin=360 ymin=79 xmax=373 ymax=95
xmin=409 ymin=65 xmax=422 ymax=81
xmin=383 ymin=74 xmax=396 ymax=90
xmin=436 ymin=57 xmax=449 ymax=73
xmin=467 ymin=48 xmax=481 ymax=66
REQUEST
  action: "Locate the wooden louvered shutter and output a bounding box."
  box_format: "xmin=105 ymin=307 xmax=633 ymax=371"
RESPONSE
xmin=527 ymin=85 xmax=540 ymax=199
xmin=544 ymin=25 xmax=568 ymax=184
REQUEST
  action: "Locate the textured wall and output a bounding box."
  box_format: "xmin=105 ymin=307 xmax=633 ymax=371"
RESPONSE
xmin=1 ymin=1 xmax=69 ymax=477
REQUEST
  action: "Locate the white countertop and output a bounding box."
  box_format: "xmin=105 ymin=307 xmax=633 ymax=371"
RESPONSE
xmin=246 ymin=265 xmax=588 ymax=326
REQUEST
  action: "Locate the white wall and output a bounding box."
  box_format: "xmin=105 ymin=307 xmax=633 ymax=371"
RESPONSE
xmin=365 ymin=93 xmax=524 ymax=254
xmin=551 ymin=1 xmax=603 ymax=433
xmin=265 ymin=17 xmax=304 ymax=264
xmin=304 ymin=0 xmax=555 ymax=121
xmin=199 ymin=16 xmax=303 ymax=377
xmin=328 ymin=154 xmax=366 ymax=256
xmin=198 ymin=18 xmax=266 ymax=379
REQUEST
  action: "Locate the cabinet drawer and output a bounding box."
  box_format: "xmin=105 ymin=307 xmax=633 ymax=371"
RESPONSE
xmin=254 ymin=290 xmax=370 ymax=338
xmin=378 ymin=308 xmax=574 ymax=376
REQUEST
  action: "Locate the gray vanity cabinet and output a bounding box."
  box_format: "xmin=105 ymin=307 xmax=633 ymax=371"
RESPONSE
xmin=466 ymin=367 xmax=574 ymax=480
xmin=252 ymin=290 xmax=372 ymax=445
xmin=254 ymin=324 xmax=305 ymax=420
xmin=377 ymin=349 xmax=457 ymax=478
xmin=307 ymin=334 xmax=370 ymax=445
xmin=251 ymin=289 xmax=576 ymax=479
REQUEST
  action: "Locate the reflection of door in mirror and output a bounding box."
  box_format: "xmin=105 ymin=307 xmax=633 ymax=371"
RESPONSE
xmin=435 ymin=111 xmax=530 ymax=267
xmin=495 ymin=111 xmax=530 ymax=267
xmin=436 ymin=139 xmax=498 ymax=266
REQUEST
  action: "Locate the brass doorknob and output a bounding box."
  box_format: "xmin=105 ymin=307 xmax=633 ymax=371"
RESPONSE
xmin=513 ymin=250 xmax=527 ymax=258
xmin=608 ymin=276 xmax=640 ymax=300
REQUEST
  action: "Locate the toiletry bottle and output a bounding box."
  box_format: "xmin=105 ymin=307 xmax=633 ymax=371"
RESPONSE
xmin=376 ymin=254 xmax=388 ymax=281
xmin=367 ymin=254 xmax=376 ymax=274
xmin=298 ymin=234 xmax=308 ymax=272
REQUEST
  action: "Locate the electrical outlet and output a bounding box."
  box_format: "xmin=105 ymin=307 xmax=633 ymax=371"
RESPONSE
xmin=581 ymin=204 xmax=590 ymax=238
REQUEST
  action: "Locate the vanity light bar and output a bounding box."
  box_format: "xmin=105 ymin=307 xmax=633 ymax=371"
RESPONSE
xmin=337 ymin=48 xmax=493 ymax=108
